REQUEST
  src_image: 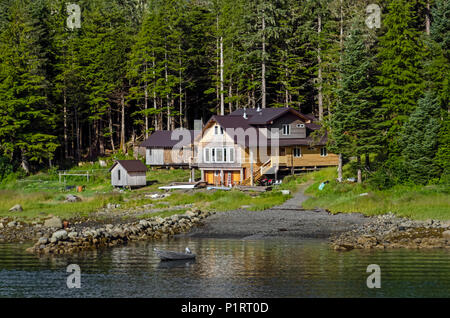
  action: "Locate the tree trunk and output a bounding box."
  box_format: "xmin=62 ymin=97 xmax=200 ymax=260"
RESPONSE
xmin=74 ymin=105 xmax=80 ymax=162
xmin=220 ymin=36 xmax=224 ymax=115
xmin=99 ymin=118 xmax=105 ymax=156
xmin=109 ymin=106 xmax=115 ymax=152
xmin=261 ymin=11 xmax=266 ymax=109
xmin=165 ymin=46 xmax=170 ymax=130
xmin=121 ymin=93 xmax=126 ymax=153
xmin=317 ymin=14 xmax=323 ymax=121
xmin=144 ymin=64 xmax=149 ymax=139
xmin=357 ymin=155 xmax=362 ymax=184
xmin=365 ymin=153 xmax=371 ymax=171
xmin=229 ymin=83 xmax=233 ymax=113
xmin=426 ymin=0 xmax=430 ymax=35
xmin=21 ymin=151 xmax=30 ymax=174
xmin=337 ymin=153 xmax=343 ymax=182
xmin=153 ymin=52 xmax=158 ymax=131
xmin=179 ymin=45 xmax=183 ymax=127
xmin=63 ymin=88 xmax=68 ymax=159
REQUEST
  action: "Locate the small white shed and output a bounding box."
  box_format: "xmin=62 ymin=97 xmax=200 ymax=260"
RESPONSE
xmin=109 ymin=160 xmax=148 ymax=188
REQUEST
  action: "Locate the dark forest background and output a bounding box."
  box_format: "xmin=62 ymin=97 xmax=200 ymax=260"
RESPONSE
xmin=0 ymin=0 xmax=448 ymax=187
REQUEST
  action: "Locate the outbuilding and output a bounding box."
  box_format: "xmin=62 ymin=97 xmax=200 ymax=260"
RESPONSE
xmin=109 ymin=160 xmax=148 ymax=188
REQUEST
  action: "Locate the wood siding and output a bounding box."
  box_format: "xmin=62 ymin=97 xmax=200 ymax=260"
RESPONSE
xmin=271 ymin=113 xmax=306 ymax=139
xmin=111 ymin=164 xmax=146 ymax=187
xmin=146 ymin=148 xmax=191 ymax=166
xmin=278 ymin=146 xmax=338 ymax=167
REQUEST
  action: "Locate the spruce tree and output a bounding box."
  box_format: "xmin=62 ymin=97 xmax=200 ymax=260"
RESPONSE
xmin=399 ymin=91 xmax=442 ymax=184
xmin=0 ymin=0 xmax=58 ymax=171
xmin=376 ymin=0 xmax=427 ymax=155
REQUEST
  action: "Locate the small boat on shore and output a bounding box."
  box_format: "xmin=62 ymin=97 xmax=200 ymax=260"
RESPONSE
xmin=154 ymin=247 xmax=196 ymax=261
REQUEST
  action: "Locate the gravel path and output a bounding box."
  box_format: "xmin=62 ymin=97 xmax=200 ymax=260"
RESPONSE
xmin=187 ymin=185 xmax=370 ymax=240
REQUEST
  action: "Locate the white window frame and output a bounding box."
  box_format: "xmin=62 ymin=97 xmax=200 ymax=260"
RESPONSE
xmin=214 ymin=125 xmax=224 ymax=135
xmin=216 ymin=148 xmax=224 ymax=162
xmin=282 ymin=124 xmax=291 ymax=135
xmin=321 ymin=147 xmax=327 ymax=157
xmin=228 ymin=147 xmax=235 ymax=163
xmin=204 ymin=148 xmax=210 ymax=163
xmin=296 ymin=124 xmax=305 ymax=128
xmin=293 ymin=147 xmax=302 ymax=158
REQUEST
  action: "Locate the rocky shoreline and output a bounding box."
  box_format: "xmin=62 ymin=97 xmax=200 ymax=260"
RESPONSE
xmin=331 ymin=213 xmax=450 ymax=251
xmin=23 ymin=209 xmax=212 ymax=255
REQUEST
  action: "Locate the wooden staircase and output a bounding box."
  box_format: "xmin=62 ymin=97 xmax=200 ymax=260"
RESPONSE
xmin=241 ymin=159 xmax=272 ymax=186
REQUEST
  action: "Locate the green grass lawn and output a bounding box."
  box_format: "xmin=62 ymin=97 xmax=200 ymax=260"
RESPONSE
xmin=301 ymin=167 xmax=450 ymax=221
xmin=0 ymin=162 xmax=302 ymax=222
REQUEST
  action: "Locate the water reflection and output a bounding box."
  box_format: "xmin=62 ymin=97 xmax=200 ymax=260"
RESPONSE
xmin=0 ymin=238 xmax=449 ymax=298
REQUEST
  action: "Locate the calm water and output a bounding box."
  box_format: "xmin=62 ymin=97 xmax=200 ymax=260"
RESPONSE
xmin=0 ymin=238 xmax=449 ymax=298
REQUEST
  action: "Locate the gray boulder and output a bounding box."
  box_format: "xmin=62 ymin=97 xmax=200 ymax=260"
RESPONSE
xmin=68 ymin=232 xmax=78 ymax=239
xmin=38 ymin=237 xmax=49 ymax=244
xmin=44 ymin=217 xmax=63 ymax=229
xmin=9 ymin=204 xmax=23 ymax=212
xmin=65 ymin=194 xmax=81 ymax=203
xmin=443 ymin=230 xmax=450 ymax=239
xmin=52 ymin=230 xmax=68 ymax=241
xmin=7 ymin=221 xmax=17 ymax=227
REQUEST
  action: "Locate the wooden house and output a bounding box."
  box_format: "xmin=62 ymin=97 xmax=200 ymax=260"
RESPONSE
xmin=140 ymin=107 xmax=338 ymax=186
xmin=196 ymin=107 xmax=338 ymax=186
xmin=109 ymin=160 xmax=148 ymax=188
xmin=140 ymin=130 xmax=195 ymax=168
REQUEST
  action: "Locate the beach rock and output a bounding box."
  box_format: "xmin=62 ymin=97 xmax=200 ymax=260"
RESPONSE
xmin=0 ymin=223 xmax=3 ymax=229
xmin=7 ymin=221 xmax=17 ymax=227
xmin=68 ymin=232 xmax=78 ymax=239
xmin=443 ymin=230 xmax=450 ymax=239
xmin=52 ymin=230 xmax=68 ymax=241
xmin=65 ymin=194 xmax=81 ymax=203
xmin=44 ymin=217 xmax=63 ymax=229
xmin=38 ymin=237 xmax=49 ymax=244
xmin=9 ymin=204 xmax=23 ymax=212
xmin=185 ymin=210 xmax=196 ymax=217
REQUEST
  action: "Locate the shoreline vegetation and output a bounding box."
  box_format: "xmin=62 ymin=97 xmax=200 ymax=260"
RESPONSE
xmin=301 ymin=167 xmax=450 ymax=221
xmin=0 ymin=163 xmax=449 ymax=254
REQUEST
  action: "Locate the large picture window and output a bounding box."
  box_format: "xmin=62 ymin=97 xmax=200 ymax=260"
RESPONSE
xmin=203 ymin=147 xmax=235 ymax=163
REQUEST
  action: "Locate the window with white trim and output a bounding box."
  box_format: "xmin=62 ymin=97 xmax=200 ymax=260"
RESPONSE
xmin=293 ymin=147 xmax=302 ymax=158
xmin=216 ymin=148 xmax=223 ymax=162
xmin=321 ymin=147 xmax=327 ymax=157
xmin=296 ymin=124 xmax=305 ymax=128
xmin=204 ymin=147 xmax=235 ymax=163
xmin=228 ymin=148 xmax=235 ymax=163
xmin=214 ymin=126 xmax=224 ymax=135
xmin=282 ymin=124 xmax=291 ymax=135
xmin=204 ymin=148 xmax=210 ymax=162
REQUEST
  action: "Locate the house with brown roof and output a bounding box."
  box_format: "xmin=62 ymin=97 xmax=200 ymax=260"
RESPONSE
xmin=140 ymin=107 xmax=338 ymax=186
xmin=109 ymin=160 xmax=148 ymax=188
xmin=140 ymin=130 xmax=195 ymax=168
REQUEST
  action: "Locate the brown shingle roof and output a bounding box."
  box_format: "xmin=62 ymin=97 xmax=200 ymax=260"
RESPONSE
xmin=140 ymin=130 xmax=194 ymax=148
xmin=109 ymin=160 xmax=147 ymax=172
